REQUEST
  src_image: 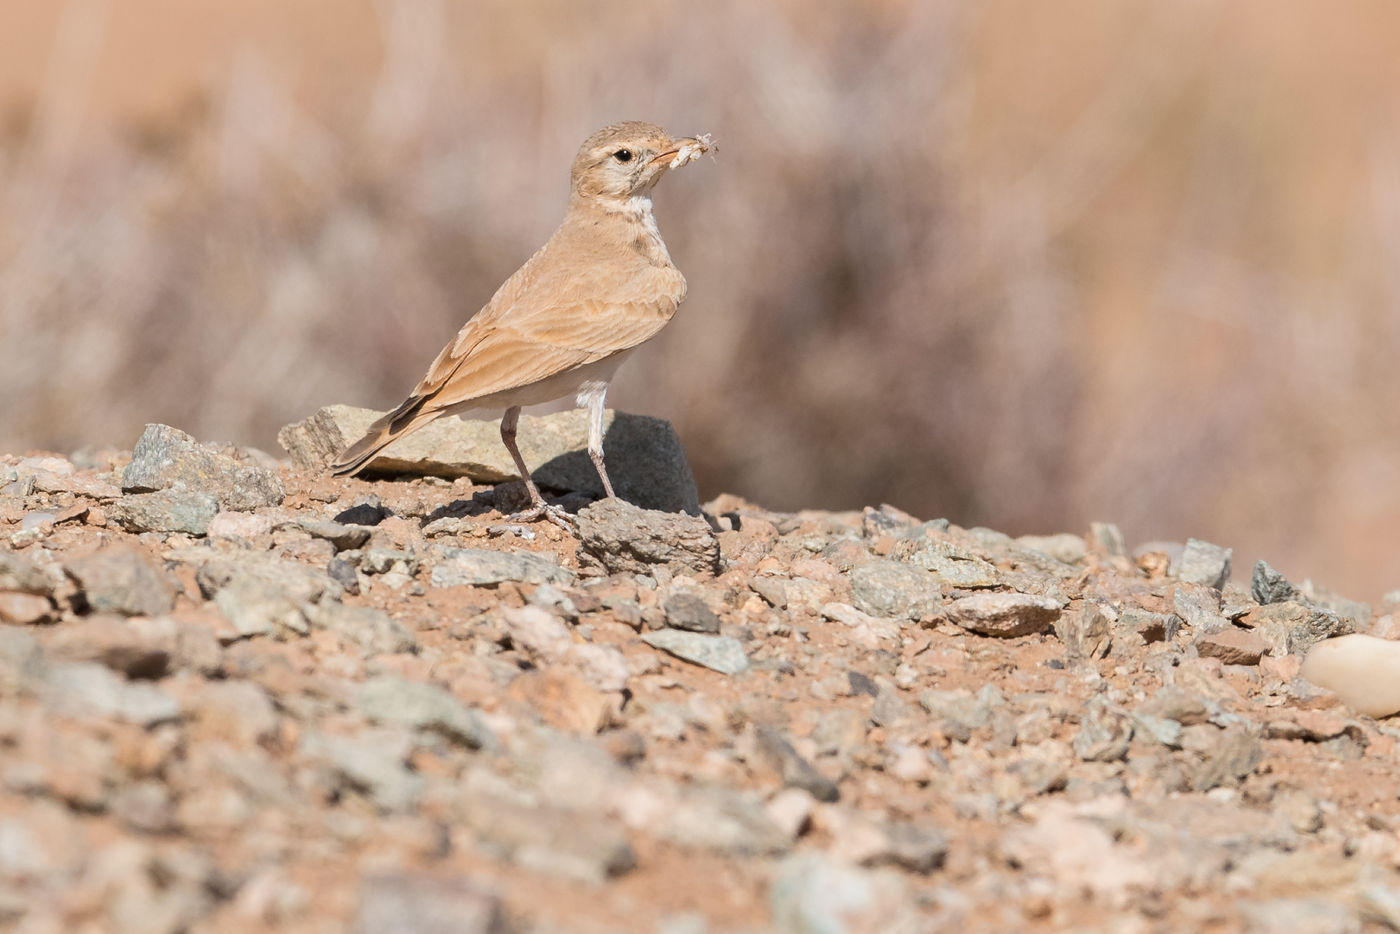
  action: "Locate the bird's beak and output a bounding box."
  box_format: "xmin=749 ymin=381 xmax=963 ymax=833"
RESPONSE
xmin=649 ymin=133 xmax=715 ymax=170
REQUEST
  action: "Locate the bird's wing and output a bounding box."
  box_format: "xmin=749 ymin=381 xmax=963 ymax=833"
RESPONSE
xmin=406 ymin=291 xmax=681 ymax=412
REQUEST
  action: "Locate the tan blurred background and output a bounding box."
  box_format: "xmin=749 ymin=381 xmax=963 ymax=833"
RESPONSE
xmin=1 ymin=0 xmax=1397 ymax=600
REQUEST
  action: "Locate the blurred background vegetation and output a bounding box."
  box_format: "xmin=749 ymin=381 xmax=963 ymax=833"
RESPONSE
xmin=1 ymin=0 xmax=1397 ymax=599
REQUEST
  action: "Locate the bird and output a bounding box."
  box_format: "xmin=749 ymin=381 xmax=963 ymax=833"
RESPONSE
xmin=331 ymin=122 xmax=713 ymax=530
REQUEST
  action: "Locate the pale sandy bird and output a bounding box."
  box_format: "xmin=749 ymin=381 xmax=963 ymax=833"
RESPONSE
xmin=332 ymin=122 xmax=713 ymax=529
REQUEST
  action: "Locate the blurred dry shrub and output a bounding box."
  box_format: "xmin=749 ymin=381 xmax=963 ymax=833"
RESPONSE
xmin=1 ymin=0 xmax=1399 ymax=598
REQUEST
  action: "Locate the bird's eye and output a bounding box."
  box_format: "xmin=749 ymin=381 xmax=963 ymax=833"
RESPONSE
xmin=613 ymin=149 xmax=633 ymax=163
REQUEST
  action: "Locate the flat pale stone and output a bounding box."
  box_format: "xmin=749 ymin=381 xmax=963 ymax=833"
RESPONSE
xmin=1301 ymin=634 xmax=1400 ymax=718
xmin=278 ymin=404 xmax=699 ymax=513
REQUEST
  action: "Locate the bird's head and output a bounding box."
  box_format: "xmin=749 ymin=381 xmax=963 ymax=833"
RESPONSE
xmin=570 ymin=122 xmax=713 ymax=204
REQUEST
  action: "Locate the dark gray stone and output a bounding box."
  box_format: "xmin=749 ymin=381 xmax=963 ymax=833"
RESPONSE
xmin=65 ymin=547 xmax=176 ymax=617
xmin=1251 ymin=560 xmax=1298 ymax=605
xmin=122 ymin=423 xmax=284 ymax=511
xmin=576 ymin=499 xmax=720 ymax=576
xmin=334 ymin=497 xmax=389 ymax=527
xmin=754 ymin=726 xmax=840 ymax=802
xmin=662 ymin=592 xmax=721 ymax=633
xmin=300 ymin=519 xmax=372 ymax=550
xmin=107 ymin=489 xmax=220 ymax=536
xmin=642 ymin=629 xmax=749 ymax=674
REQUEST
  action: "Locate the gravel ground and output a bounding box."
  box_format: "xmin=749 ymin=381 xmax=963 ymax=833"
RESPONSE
xmin=1 ymin=419 xmax=1398 ymax=933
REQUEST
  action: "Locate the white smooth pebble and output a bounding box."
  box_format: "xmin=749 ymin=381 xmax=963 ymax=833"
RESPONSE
xmin=1300 ymin=634 xmax=1400 ymax=718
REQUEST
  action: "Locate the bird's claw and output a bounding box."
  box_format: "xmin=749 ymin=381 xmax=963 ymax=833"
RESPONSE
xmin=508 ymin=503 xmax=575 ymax=532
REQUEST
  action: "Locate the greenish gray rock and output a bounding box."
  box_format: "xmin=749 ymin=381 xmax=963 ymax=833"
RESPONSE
xmin=848 ymin=560 xmax=940 ymax=621
xmin=895 ymin=538 xmax=1002 ymax=588
xmin=356 ymin=675 xmax=493 ymax=749
xmin=430 ymin=548 xmax=573 ymax=587
xmin=107 ymin=489 xmax=219 ymax=536
xmin=642 ymin=629 xmax=749 ymax=674
xmin=1243 ymin=601 xmax=1353 ymax=656
xmin=123 ymin=423 xmax=284 ymax=511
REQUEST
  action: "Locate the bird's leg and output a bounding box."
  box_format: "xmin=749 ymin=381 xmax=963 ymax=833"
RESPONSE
xmin=585 ymin=384 xmax=617 ymax=500
xmin=499 ymin=406 xmax=573 ymax=531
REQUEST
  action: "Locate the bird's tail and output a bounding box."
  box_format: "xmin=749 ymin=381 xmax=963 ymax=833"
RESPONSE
xmin=329 ymin=395 xmax=434 ymax=477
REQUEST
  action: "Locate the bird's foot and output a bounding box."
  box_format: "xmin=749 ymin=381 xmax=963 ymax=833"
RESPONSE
xmin=508 ymin=502 xmax=575 ymax=533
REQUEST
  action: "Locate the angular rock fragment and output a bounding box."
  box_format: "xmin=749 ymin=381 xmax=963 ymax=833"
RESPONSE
xmin=1241 ymin=601 xmax=1352 ymax=656
xmin=123 ymin=423 xmax=284 ymax=511
xmin=1055 ymin=602 xmax=1113 ymax=661
xmin=770 ymin=853 xmax=912 ymax=934
xmin=1073 ymin=700 xmax=1133 ymax=762
xmin=356 ymin=675 xmax=492 ymax=749
xmin=576 ymin=499 xmax=720 ymax=576
xmin=819 ymin=807 xmax=949 ymax=874
xmin=944 ymin=592 xmax=1062 ymax=637
xmin=430 ymin=548 xmax=573 ymax=587
xmin=0 ymin=552 xmax=54 ymax=595
xmin=642 ymin=629 xmax=749 ymax=675
xmin=107 ymin=489 xmax=220 ymax=536
xmin=65 ymin=547 xmax=176 ymax=617
xmin=662 ymin=591 xmax=721 ymax=633
xmin=280 ymin=404 xmax=699 ymax=513
xmin=848 ymin=560 xmax=940 ymax=621
xmin=1196 ymin=627 xmax=1268 ymax=665
xmin=1183 ymin=724 xmax=1262 ymax=791
xmin=894 ymin=538 xmax=1002 ymax=588
xmin=299 ymin=519 xmax=372 ymax=551
xmin=353 ymin=872 xmax=510 ymax=934
xmin=309 ymin=603 xmax=418 ymax=654
xmin=41 ymin=662 xmax=182 ymax=726
xmin=1251 ymin=559 xmax=1298 ymax=605
xmin=301 ymin=729 xmax=423 ymax=812
xmin=1175 ymin=538 xmax=1232 ymax=590
xmin=753 ymin=725 xmax=840 ymax=802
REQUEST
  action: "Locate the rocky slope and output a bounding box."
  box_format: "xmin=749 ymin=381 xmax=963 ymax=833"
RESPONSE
xmin=0 ymin=416 xmax=1398 ymax=934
